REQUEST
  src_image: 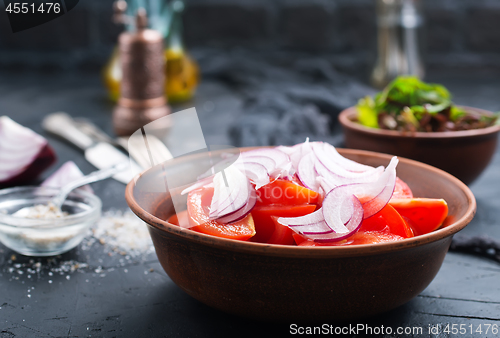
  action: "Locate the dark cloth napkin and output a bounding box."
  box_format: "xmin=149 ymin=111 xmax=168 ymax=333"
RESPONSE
xmin=198 ymin=51 xmax=376 ymax=147
xmin=450 ymin=235 xmax=500 ymax=264
xmin=197 ymin=51 xmax=500 ymax=264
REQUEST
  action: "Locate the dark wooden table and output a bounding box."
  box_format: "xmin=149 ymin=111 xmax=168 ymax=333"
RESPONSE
xmin=1 ymin=70 xmax=500 ymax=337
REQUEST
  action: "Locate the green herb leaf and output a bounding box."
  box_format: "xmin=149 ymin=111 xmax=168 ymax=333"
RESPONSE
xmin=356 ymin=96 xmax=379 ymax=128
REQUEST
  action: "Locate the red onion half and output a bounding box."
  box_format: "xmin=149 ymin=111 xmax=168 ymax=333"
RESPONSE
xmin=0 ymin=116 xmax=56 ymax=187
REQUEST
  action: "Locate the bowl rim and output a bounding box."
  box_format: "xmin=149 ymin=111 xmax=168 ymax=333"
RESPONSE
xmin=339 ymin=105 xmax=500 ymax=139
xmin=125 ymin=148 xmax=477 ymax=258
xmin=0 ymin=186 xmax=102 ymax=228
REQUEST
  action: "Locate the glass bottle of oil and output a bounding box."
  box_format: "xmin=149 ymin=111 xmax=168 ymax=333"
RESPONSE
xmin=102 ymin=46 xmax=121 ymax=102
xmin=103 ymin=0 xmax=199 ymax=103
xmin=164 ymin=0 xmax=199 ymax=103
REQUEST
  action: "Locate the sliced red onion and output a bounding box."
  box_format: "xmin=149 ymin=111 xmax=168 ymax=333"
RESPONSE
xmin=242 ymin=148 xmax=292 ymax=178
xmin=276 ymin=146 xmax=293 ymax=155
xmin=197 ymin=155 xmax=239 ymax=180
xmin=357 ymin=157 xmax=398 ymax=218
xmin=313 ymin=142 xmax=375 ymax=173
xmin=278 ymin=192 xmax=363 ymax=243
xmin=317 ymin=176 xmax=336 ymax=195
xmin=240 ymin=155 xmax=276 ymax=173
xmin=314 ymin=159 xmax=384 ymax=185
xmin=216 ymin=182 xmax=257 ymax=224
xmin=0 ymin=116 xmax=56 ymax=186
xmin=297 ymin=152 xmax=320 ymax=191
xmin=335 ymin=156 xmax=398 ymax=219
xmin=278 ymin=138 xmax=313 ymax=173
xmin=242 ymin=148 xmax=289 ymax=169
xmin=314 ymin=144 xmax=380 ymax=178
xmin=41 ymin=161 xmax=93 ymax=193
xmin=278 ymin=156 xmax=398 ymax=243
xmin=277 ymin=208 xmax=325 ymax=228
xmin=181 ymin=175 xmax=214 ymax=195
xmin=209 ymin=166 xmax=250 ymax=220
xmin=233 ymin=161 xmax=269 ymax=189
xmin=322 ymin=185 xmax=364 ymax=234
xmin=191 ymin=147 xmax=293 ymax=196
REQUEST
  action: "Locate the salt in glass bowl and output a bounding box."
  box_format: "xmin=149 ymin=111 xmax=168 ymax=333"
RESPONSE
xmin=0 ymin=186 xmax=101 ymax=256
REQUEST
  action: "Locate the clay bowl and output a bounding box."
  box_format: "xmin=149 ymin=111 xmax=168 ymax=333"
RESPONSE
xmin=339 ymin=106 xmax=500 ymax=185
xmin=125 ymin=148 xmax=476 ymax=322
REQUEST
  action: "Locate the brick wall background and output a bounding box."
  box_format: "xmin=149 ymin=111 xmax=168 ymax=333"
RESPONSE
xmin=1 ymin=0 xmax=500 ymax=77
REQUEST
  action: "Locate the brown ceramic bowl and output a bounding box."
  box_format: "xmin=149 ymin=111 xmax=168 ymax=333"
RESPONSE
xmin=339 ymin=106 xmax=500 ymax=185
xmin=125 ymin=148 xmax=476 ymax=322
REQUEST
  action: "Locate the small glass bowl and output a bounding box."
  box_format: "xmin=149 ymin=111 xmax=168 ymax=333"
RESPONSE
xmin=0 ymin=186 xmax=101 ymax=256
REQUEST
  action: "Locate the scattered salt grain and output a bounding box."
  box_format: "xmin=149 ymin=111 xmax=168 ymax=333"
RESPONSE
xmin=82 ymin=210 xmax=154 ymax=259
xmin=3 ymin=210 xmax=153 ymax=284
xmin=3 ymin=259 xmax=89 ymax=283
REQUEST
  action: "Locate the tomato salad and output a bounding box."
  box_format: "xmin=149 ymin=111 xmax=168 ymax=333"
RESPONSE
xmin=169 ymin=141 xmax=448 ymax=246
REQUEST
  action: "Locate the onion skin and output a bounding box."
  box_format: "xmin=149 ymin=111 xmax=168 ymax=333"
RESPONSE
xmin=0 ymin=143 xmax=56 ymax=188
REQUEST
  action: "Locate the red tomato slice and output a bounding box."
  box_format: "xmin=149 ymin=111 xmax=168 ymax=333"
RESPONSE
xmin=389 ymin=198 xmax=448 ymax=236
xmin=256 ymin=179 xmax=320 ymax=206
xmin=392 ymin=177 xmax=413 ymax=199
xmin=187 ymin=187 xmax=256 ymax=240
xmin=298 ymin=231 xmax=405 ymax=246
xmin=359 ymin=204 xmax=414 ymax=238
xmin=292 ymin=233 xmax=307 ymax=245
xmin=167 ymin=210 xmax=189 ymax=226
xmin=268 ymin=216 xmax=296 ymax=245
xmin=250 ymin=204 xmax=317 ymax=243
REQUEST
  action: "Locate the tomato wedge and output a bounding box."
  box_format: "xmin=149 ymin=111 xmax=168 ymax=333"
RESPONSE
xmin=268 ymin=216 xmax=296 ymax=245
xmin=360 ymin=204 xmax=414 ymax=238
xmin=389 ymin=198 xmax=448 ymax=236
xmin=298 ymin=231 xmax=405 ymax=246
xmin=167 ymin=210 xmax=189 ymax=226
xmin=187 ymin=187 xmax=256 ymax=240
xmin=256 ymin=179 xmax=320 ymax=206
xmin=250 ymin=204 xmax=317 ymax=243
xmin=392 ymin=177 xmax=413 ymax=199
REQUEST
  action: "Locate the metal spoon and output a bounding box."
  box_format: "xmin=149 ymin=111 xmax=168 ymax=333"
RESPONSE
xmin=13 ymin=162 xmax=129 ymax=218
xmin=50 ymin=162 xmax=129 ymax=208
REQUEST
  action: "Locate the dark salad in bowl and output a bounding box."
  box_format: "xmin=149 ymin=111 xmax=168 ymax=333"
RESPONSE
xmin=356 ymin=76 xmax=499 ymax=132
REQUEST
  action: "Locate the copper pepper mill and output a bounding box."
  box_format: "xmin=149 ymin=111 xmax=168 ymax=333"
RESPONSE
xmin=112 ymin=5 xmax=171 ymax=136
